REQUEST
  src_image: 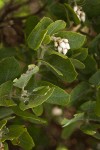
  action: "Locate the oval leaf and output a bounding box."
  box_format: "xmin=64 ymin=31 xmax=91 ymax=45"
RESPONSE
xmin=40 ymin=81 xmax=70 ymax=106
xmin=47 ymin=20 xmax=66 ymax=35
xmin=27 ymin=17 xmax=53 ymax=50
xmin=70 ymin=58 xmax=85 ymax=69
xmin=0 ymin=57 xmax=21 ymax=84
xmin=47 ymin=55 xmax=77 ymax=82
xmin=19 ymin=86 xmax=54 ymax=110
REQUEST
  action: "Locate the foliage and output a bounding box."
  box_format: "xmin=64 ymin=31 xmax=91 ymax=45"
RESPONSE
xmin=0 ymin=0 xmax=100 ymax=150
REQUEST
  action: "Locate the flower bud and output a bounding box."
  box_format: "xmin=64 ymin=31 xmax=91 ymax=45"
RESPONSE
xmin=81 ymin=12 xmax=86 ymax=22
xmin=52 ymin=107 xmax=63 ymax=116
xmin=58 ymin=46 xmax=63 ymax=53
xmin=63 ymin=39 xmax=68 ymax=43
xmin=54 ymin=42 xmax=58 ymax=47
xmin=74 ymin=5 xmax=78 ymax=12
xmin=59 ymin=42 xmax=66 ymax=49
xmin=65 ymin=43 xmax=70 ymax=50
xmin=63 ymin=48 xmax=68 ymax=55
xmin=77 ymin=10 xmax=81 ymax=16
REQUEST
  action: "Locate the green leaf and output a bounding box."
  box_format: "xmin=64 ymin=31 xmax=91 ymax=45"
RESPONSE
xmin=46 ymin=20 xmax=66 ymax=35
xmin=72 ymin=48 xmax=88 ymax=61
xmin=39 ymin=59 xmax=63 ymax=76
xmin=32 ymin=105 xmax=43 ymax=116
xmin=0 ymin=99 xmax=16 ymax=107
xmin=81 ymin=124 xmax=97 ymax=136
xmin=61 ymin=122 xmax=78 ymax=139
xmin=0 ymin=81 xmax=16 ymax=107
xmin=57 ymin=31 xmax=86 ymax=50
xmin=25 ymin=15 xmax=39 ymax=38
xmin=43 ymin=35 xmax=51 ymax=45
xmin=29 ymin=29 xmax=48 ymax=50
xmin=89 ymin=34 xmax=100 ymax=54
xmin=0 ymin=108 xmax=13 ymax=119
xmin=86 ymin=112 xmax=100 ymax=123
xmin=47 ymin=89 xmax=70 ymax=106
xmin=0 ymin=120 xmax=7 ymax=130
xmin=70 ymin=82 xmax=91 ymax=106
xmin=40 ymin=81 xmax=70 ymax=106
xmin=12 ymin=106 xmax=47 ymax=124
xmin=83 ymin=0 xmax=100 ymax=32
xmin=95 ymin=88 xmax=100 ymax=116
xmin=47 ymin=55 xmax=77 ymax=82
xmin=49 ymin=3 xmax=68 ymax=22
xmin=2 ymin=125 xmax=26 ymax=142
xmin=0 ymin=57 xmax=21 ymax=84
xmin=19 ymin=86 xmax=54 ymax=110
xmin=80 ymin=101 xmax=100 ymax=125
xmin=92 ymin=132 xmax=100 ymax=140
xmin=81 ymin=55 xmax=97 ymax=74
xmin=13 ymin=65 xmax=39 ymax=89
xmin=89 ymin=70 xmax=100 ymax=86
xmin=17 ymin=131 xmax=35 ymax=150
xmin=0 ymin=81 xmax=13 ymax=97
xmin=80 ymin=101 xmax=96 ymax=112
xmin=83 ymin=0 xmax=100 ymax=18
xmin=70 ymin=58 xmax=85 ymax=69
xmin=0 ymin=47 xmax=16 ymax=60
xmin=27 ymin=17 xmax=53 ymax=50
xmin=63 ymin=113 xmax=84 ymax=127
xmin=64 ymin=3 xmax=80 ymax=25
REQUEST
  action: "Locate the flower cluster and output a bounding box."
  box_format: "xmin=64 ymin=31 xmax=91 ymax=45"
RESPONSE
xmin=52 ymin=37 xmax=70 ymax=55
xmin=73 ymin=5 xmax=86 ymax=22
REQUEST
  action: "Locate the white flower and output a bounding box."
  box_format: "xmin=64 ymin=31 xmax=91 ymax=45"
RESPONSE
xmin=63 ymin=39 xmax=68 ymax=43
xmin=77 ymin=10 xmax=81 ymax=16
xmin=58 ymin=46 xmax=63 ymax=53
xmin=73 ymin=5 xmax=86 ymax=22
xmin=53 ymin=37 xmax=70 ymax=55
xmin=63 ymin=48 xmax=68 ymax=55
xmin=65 ymin=43 xmax=70 ymax=49
xmin=52 ymin=107 xmax=63 ymax=116
xmin=59 ymin=42 xmax=67 ymax=49
xmin=73 ymin=5 xmax=78 ymax=12
xmin=81 ymin=12 xmax=86 ymax=22
xmin=54 ymin=41 xmax=58 ymax=47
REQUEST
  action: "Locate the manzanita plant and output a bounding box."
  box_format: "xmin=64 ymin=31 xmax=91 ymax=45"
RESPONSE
xmin=0 ymin=0 xmax=100 ymax=150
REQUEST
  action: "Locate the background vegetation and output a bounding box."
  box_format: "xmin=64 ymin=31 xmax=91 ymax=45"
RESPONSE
xmin=0 ymin=0 xmax=100 ymax=150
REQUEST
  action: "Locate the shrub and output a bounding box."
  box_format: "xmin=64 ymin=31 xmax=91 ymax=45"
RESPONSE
xmin=0 ymin=0 xmax=100 ymax=150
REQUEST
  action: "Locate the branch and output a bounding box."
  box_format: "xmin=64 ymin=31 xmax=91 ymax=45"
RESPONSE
xmin=0 ymin=0 xmax=33 ymax=22
xmin=2 ymin=2 xmax=47 ymax=22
